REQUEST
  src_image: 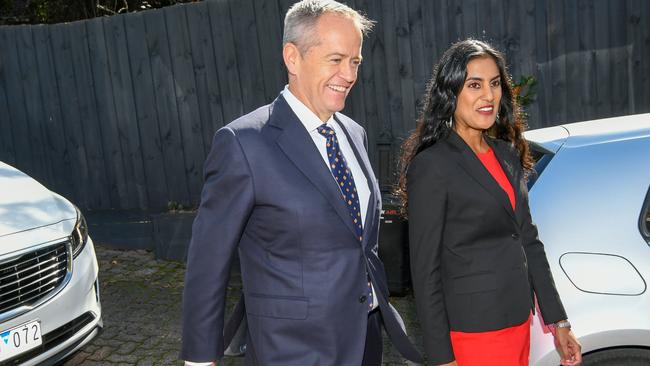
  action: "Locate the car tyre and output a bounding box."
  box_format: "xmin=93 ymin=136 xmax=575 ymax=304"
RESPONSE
xmin=582 ymin=348 xmax=650 ymax=366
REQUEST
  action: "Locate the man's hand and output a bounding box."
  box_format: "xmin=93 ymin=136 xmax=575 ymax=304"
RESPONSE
xmin=553 ymin=327 xmax=582 ymax=366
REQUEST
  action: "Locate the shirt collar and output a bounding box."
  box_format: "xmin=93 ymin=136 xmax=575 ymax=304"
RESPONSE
xmin=282 ymin=85 xmax=336 ymax=133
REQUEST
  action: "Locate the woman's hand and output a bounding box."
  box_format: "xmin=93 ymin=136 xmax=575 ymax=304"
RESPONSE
xmin=553 ymin=327 xmax=582 ymax=366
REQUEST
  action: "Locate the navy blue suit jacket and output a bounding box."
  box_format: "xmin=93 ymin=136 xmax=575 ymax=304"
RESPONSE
xmin=181 ymin=95 xmax=422 ymax=365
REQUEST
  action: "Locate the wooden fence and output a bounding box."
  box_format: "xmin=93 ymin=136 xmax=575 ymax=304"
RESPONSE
xmin=1 ymin=0 xmax=648 ymax=210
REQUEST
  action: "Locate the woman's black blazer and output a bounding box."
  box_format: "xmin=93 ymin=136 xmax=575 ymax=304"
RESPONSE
xmin=407 ymin=131 xmax=567 ymax=364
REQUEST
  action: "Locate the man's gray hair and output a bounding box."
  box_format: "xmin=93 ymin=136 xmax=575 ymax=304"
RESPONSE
xmin=283 ymin=0 xmax=374 ymax=54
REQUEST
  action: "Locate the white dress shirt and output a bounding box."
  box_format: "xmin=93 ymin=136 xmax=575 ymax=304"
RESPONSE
xmin=185 ymin=87 xmax=377 ymax=366
xmin=281 ymin=85 xmax=371 ymax=224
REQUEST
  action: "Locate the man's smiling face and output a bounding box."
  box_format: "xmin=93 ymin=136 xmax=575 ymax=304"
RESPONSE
xmin=285 ymin=13 xmax=363 ymax=122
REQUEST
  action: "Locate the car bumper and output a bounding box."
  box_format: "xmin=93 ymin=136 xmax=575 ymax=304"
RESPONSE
xmin=1 ymin=237 xmax=102 ymax=366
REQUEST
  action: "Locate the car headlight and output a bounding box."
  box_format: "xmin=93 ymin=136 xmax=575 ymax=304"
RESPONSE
xmin=71 ymin=206 xmax=89 ymax=258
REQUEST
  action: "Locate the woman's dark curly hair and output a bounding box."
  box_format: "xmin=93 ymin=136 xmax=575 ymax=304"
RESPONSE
xmin=395 ymin=39 xmax=533 ymax=216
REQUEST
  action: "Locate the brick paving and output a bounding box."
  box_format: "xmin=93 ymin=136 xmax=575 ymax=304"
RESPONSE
xmin=63 ymin=245 xmax=424 ymax=366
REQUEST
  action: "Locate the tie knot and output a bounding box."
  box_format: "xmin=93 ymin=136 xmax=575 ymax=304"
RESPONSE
xmin=317 ymin=124 xmax=335 ymax=137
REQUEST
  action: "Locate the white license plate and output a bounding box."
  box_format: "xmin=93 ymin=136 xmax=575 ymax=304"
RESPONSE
xmin=0 ymin=320 xmax=42 ymax=362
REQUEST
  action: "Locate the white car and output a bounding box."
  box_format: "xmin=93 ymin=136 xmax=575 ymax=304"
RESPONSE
xmin=0 ymin=161 xmax=102 ymax=365
xmin=526 ymin=114 xmax=650 ymax=365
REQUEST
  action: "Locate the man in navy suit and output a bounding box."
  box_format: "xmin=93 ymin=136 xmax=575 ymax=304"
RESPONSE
xmin=181 ymin=1 xmax=422 ymax=365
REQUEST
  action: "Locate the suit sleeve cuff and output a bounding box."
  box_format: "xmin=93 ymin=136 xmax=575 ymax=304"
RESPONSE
xmin=424 ymin=334 xmax=455 ymax=365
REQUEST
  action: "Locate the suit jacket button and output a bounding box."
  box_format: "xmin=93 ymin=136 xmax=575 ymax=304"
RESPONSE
xmin=359 ymin=295 xmax=367 ymax=303
xmin=512 ymin=233 xmax=520 ymax=240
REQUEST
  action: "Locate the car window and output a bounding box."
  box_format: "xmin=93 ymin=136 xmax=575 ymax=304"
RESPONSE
xmin=641 ymin=187 xmax=650 ymax=244
xmin=527 ymin=146 xmax=554 ymax=190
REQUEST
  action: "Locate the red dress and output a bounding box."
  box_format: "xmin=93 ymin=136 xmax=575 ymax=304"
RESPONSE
xmin=449 ymin=147 xmax=531 ymax=366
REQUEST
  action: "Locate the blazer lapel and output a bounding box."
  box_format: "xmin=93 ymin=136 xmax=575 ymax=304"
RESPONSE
xmin=446 ymin=131 xmax=517 ymax=222
xmin=488 ymin=138 xmax=526 ymax=226
xmin=270 ymin=96 xmax=359 ymax=239
xmin=335 ymin=115 xmax=378 ymax=247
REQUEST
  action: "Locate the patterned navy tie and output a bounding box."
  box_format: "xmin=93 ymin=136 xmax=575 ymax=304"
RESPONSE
xmin=317 ymin=124 xmax=364 ymax=241
xmin=317 ymin=124 xmax=374 ymax=310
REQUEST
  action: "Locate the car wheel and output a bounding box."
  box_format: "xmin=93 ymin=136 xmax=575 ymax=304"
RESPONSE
xmin=582 ymin=348 xmax=650 ymax=366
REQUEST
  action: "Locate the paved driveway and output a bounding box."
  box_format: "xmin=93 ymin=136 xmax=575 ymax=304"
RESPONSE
xmin=62 ymin=245 xmax=423 ymax=365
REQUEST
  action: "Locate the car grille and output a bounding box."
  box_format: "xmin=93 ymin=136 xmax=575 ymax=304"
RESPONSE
xmin=0 ymin=242 xmax=69 ymax=315
xmin=5 ymin=311 xmax=96 ymax=365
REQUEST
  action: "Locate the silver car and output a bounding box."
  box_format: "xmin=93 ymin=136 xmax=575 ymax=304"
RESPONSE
xmin=526 ymin=114 xmax=650 ymax=365
xmin=0 ymin=161 xmax=102 ymax=365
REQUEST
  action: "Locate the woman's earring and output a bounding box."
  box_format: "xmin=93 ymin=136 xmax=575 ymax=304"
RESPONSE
xmin=445 ymin=116 xmax=453 ymax=129
xmin=495 ymin=113 xmax=500 ymax=124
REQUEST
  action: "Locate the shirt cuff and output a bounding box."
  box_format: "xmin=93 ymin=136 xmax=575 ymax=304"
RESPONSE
xmin=184 ymin=362 xmax=214 ymax=366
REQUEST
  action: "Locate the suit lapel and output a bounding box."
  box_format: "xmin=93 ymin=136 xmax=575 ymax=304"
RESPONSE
xmin=270 ymin=96 xmax=359 ymax=240
xmin=335 ymin=115 xmax=378 ymax=247
xmin=446 ymin=131 xmax=517 ymax=222
xmin=488 ymin=138 xmax=526 ymax=226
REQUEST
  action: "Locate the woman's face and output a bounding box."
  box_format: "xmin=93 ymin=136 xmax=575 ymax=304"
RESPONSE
xmin=453 ymin=56 xmax=502 ymax=133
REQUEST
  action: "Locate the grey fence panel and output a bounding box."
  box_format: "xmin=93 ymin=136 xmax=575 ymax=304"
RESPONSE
xmin=606 ymin=1 xmax=629 ymax=117
xmin=0 ymin=0 xmax=647 ymax=210
xmin=461 ymin=0 xmax=479 ymax=40
xmin=630 ymin=0 xmax=650 ymax=110
xmin=3 ymin=26 xmax=34 ymax=177
xmin=380 ymin=0 xmax=403 ymax=144
xmin=548 ymin=1 xmax=568 ymax=125
xmin=562 ymin=1 xmax=581 ymax=124
xmin=626 ymin=0 xmax=641 ymax=114
xmin=532 ymin=0 xmax=551 ymax=126
xmin=371 ymin=0 xmax=400 ymax=187
xmin=87 ymin=17 xmax=127 ymax=208
xmin=394 ymin=0 xmax=417 ymax=135
xmin=511 ymin=0 xmax=539 ymax=126
xmin=185 ymin=2 xmax=225 ymax=156
xmin=502 ymin=1 xmax=520 ymax=78
xmin=230 ymin=0 xmax=266 ymax=114
xmin=206 ymin=0 xmax=244 ymax=127
xmin=594 ymin=1 xmax=614 ymax=119
xmin=125 ymin=12 xmax=169 ymax=210
xmin=104 ymin=15 xmax=149 ymax=209
xmin=164 ymin=5 xmax=205 ymax=205
xmin=429 ymin=1 xmax=450 ymax=65
xmin=576 ymin=0 xmax=597 ymax=123
xmin=407 ymin=1 xmax=427 ymax=119
xmin=354 ymin=0 xmax=382 ymax=177
xmin=32 ymin=25 xmax=70 ymax=197
xmin=143 ymin=9 xmax=191 ymax=207
xmin=0 ymin=36 xmax=15 ymax=166
xmin=69 ymin=21 xmax=112 ymax=209
xmin=642 ymin=0 xmax=650 ymax=107
xmin=253 ymin=0 xmax=286 ymax=103
xmin=278 ymin=0 xmax=294 ymax=16
xmin=17 ymin=25 xmax=51 ymax=186
xmin=50 ymin=23 xmax=90 ymax=207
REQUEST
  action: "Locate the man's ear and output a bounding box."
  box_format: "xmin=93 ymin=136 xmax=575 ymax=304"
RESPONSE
xmin=283 ymin=43 xmax=300 ymax=76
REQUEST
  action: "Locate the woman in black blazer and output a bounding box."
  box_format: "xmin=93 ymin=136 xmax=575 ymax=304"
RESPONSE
xmin=396 ymin=39 xmax=581 ymax=366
